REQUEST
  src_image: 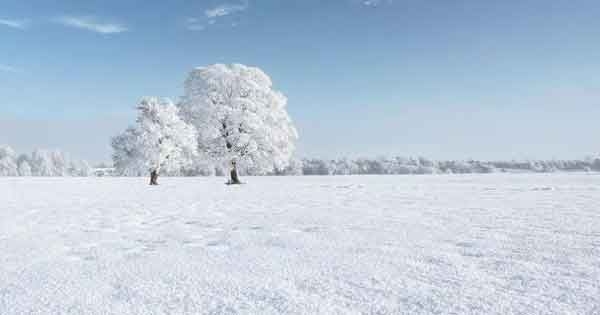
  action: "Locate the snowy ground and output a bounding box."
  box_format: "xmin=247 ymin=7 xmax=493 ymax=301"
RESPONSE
xmin=1 ymin=174 xmax=599 ymax=314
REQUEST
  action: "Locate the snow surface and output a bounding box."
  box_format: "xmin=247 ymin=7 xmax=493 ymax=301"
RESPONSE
xmin=1 ymin=174 xmax=599 ymax=314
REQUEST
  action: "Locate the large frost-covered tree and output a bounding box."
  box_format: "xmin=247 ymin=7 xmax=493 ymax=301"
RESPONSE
xmin=179 ymin=64 xmax=298 ymax=184
xmin=112 ymin=97 xmax=197 ymax=185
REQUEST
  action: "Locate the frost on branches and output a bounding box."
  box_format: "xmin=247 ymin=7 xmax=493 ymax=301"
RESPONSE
xmin=179 ymin=64 xmax=298 ymax=183
xmin=112 ymin=98 xmax=197 ymax=185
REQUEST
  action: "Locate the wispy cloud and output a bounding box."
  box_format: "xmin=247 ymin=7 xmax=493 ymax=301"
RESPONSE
xmin=361 ymin=0 xmax=393 ymax=7
xmin=0 ymin=18 xmax=29 ymax=30
xmin=55 ymin=16 xmax=128 ymax=34
xmin=0 ymin=64 xmax=19 ymax=73
xmin=205 ymin=1 xmax=248 ymax=19
xmin=186 ymin=1 xmax=248 ymax=31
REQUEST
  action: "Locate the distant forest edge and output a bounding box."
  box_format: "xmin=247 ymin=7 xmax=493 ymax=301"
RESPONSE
xmin=2 ymin=145 xmax=600 ymax=177
xmin=0 ymin=146 xmax=91 ymax=177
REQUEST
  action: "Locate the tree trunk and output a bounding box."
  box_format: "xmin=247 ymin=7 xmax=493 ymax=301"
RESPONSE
xmin=229 ymin=163 xmax=241 ymax=185
xmin=149 ymin=170 xmax=159 ymax=185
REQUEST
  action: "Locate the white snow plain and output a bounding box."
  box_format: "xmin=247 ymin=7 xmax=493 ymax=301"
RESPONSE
xmin=1 ymin=174 xmax=599 ymax=314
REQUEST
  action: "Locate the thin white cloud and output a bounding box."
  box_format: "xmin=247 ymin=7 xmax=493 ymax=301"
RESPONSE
xmin=186 ymin=1 xmax=247 ymax=32
xmin=204 ymin=1 xmax=248 ymax=19
xmin=55 ymin=16 xmax=127 ymax=34
xmin=0 ymin=18 xmax=29 ymax=29
xmin=0 ymin=64 xmax=19 ymax=73
xmin=361 ymin=0 xmax=392 ymax=7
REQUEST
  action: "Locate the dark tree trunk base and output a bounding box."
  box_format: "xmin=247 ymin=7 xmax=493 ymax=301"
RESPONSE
xmin=149 ymin=170 xmax=159 ymax=185
xmin=228 ymin=167 xmax=241 ymax=185
xmin=225 ymin=181 xmax=244 ymax=185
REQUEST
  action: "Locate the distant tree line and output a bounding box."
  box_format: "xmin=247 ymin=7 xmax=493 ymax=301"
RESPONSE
xmin=2 ymin=145 xmax=599 ymax=177
xmin=0 ymin=146 xmax=91 ymax=177
xmin=93 ymin=156 xmax=600 ymax=177
xmin=294 ymin=157 xmax=600 ymax=175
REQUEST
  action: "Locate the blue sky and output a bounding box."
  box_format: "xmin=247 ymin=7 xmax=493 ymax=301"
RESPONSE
xmin=1 ymin=0 xmax=599 ymax=163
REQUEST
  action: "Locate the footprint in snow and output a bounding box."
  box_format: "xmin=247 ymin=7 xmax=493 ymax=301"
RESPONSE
xmin=182 ymin=237 xmax=204 ymax=247
xmin=302 ymin=226 xmax=320 ymax=233
xmin=455 ymin=241 xmax=475 ymax=248
xmin=206 ymin=240 xmax=229 ymax=251
xmin=142 ymin=216 xmax=176 ymax=227
xmin=65 ymin=244 xmax=99 ymax=261
xmin=184 ymin=220 xmax=218 ymax=229
xmin=454 ymin=241 xmax=484 ymax=258
xmin=532 ymin=186 xmax=554 ymax=191
xmin=289 ymin=226 xmax=321 ymax=233
xmin=134 ymin=239 xmax=167 ymax=252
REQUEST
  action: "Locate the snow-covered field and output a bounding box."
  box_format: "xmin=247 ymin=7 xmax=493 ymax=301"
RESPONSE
xmin=1 ymin=174 xmax=599 ymax=314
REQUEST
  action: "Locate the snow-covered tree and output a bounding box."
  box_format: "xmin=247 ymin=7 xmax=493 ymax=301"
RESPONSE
xmin=0 ymin=146 xmax=16 ymax=159
xmin=273 ymin=157 xmax=303 ymax=175
xmin=302 ymin=159 xmax=332 ymax=175
xmin=0 ymin=146 xmax=18 ymax=176
xmin=112 ymin=97 xmax=198 ymax=185
xmin=179 ymin=63 xmax=298 ymax=184
xmin=68 ymin=159 xmax=91 ymax=177
xmin=18 ymin=160 xmax=32 ymax=176
xmin=51 ymin=150 xmax=69 ymax=176
xmin=182 ymin=159 xmax=216 ymax=176
xmin=29 ymin=149 xmax=54 ymax=176
xmin=111 ymin=127 xmax=144 ymax=176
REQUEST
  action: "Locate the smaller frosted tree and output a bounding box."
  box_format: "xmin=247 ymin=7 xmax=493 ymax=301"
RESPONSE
xmin=112 ymin=97 xmax=197 ymax=185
